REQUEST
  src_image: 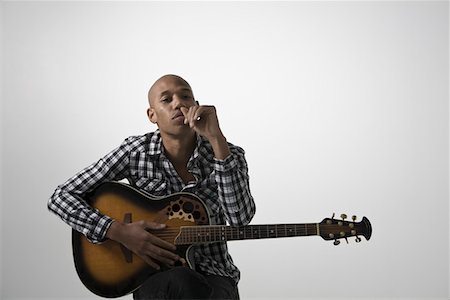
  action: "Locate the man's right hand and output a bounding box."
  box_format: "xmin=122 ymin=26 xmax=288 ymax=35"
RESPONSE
xmin=106 ymin=220 xmax=180 ymax=270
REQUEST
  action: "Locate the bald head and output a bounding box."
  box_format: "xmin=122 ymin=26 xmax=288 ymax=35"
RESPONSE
xmin=148 ymin=74 xmax=193 ymax=107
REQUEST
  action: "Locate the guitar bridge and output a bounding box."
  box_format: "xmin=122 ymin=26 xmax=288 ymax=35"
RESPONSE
xmin=120 ymin=213 xmax=133 ymax=263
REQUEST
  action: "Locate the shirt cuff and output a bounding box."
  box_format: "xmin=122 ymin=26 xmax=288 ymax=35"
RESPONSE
xmin=213 ymin=153 xmax=238 ymax=172
xmin=85 ymin=214 xmax=114 ymax=244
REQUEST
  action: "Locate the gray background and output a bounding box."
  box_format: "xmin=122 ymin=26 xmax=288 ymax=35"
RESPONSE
xmin=1 ymin=1 xmax=449 ymax=299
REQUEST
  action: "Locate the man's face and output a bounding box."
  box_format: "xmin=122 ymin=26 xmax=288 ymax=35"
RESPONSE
xmin=147 ymin=75 xmax=197 ymax=136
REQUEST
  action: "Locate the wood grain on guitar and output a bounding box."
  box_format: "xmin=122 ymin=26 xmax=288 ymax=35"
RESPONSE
xmin=72 ymin=181 xmax=372 ymax=298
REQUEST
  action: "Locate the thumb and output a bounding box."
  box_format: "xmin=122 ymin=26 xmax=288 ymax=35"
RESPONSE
xmin=180 ymin=107 xmax=188 ymax=116
xmin=144 ymin=221 xmax=166 ymax=230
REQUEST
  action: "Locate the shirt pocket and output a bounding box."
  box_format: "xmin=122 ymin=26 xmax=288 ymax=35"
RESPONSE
xmin=134 ymin=176 xmax=167 ymax=196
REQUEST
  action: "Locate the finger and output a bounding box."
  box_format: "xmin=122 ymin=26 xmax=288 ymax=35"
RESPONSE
xmin=146 ymin=244 xmax=180 ymax=264
xmin=180 ymin=106 xmax=188 ymax=115
xmin=142 ymin=220 xmax=166 ymax=230
xmin=192 ymin=107 xmax=201 ymax=122
xmin=148 ymin=234 xmax=177 ymax=252
xmin=147 ymin=250 xmax=175 ymax=266
xmin=140 ymin=255 xmax=161 ymax=270
xmin=142 ymin=222 xmax=177 ymax=251
xmin=185 ymin=106 xmax=193 ymax=122
xmin=188 ymin=106 xmax=199 ymax=128
xmin=180 ymin=107 xmax=189 ymax=124
xmin=193 ymin=106 xmax=207 ymax=122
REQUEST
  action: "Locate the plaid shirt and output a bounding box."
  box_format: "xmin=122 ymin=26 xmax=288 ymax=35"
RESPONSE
xmin=48 ymin=129 xmax=256 ymax=283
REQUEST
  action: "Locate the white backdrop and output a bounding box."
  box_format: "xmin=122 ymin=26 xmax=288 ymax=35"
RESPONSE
xmin=1 ymin=1 xmax=449 ymax=299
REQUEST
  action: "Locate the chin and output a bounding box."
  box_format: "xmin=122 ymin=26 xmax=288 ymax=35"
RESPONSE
xmin=160 ymin=125 xmax=194 ymax=137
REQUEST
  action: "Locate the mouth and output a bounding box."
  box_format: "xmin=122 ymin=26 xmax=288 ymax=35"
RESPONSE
xmin=172 ymin=111 xmax=184 ymax=120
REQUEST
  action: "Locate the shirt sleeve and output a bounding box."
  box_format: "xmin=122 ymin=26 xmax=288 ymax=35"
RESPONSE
xmin=47 ymin=138 xmax=132 ymax=244
xmin=213 ymin=145 xmax=256 ymax=226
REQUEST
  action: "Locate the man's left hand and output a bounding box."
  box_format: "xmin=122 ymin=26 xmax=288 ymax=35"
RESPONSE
xmin=180 ymin=105 xmax=231 ymax=159
xmin=180 ymin=105 xmax=222 ymax=141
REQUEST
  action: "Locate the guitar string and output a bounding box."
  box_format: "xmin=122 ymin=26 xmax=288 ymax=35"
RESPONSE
xmin=152 ymin=230 xmax=316 ymax=239
xmin=151 ymin=226 xmax=355 ymax=241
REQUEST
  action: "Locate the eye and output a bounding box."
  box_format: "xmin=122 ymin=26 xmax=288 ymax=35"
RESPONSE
xmin=161 ymin=98 xmax=170 ymax=103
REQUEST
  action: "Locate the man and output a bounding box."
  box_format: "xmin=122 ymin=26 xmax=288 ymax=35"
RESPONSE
xmin=48 ymin=74 xmax=256 ymax=299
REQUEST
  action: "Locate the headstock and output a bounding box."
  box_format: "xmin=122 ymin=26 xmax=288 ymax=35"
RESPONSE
xmin=319 ymin=213 xmax=372 ymax=245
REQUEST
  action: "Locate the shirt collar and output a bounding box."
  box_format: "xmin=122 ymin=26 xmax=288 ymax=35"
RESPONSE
xmin=148 ymin=129 xmax=163 ymax=156
xmin=148 ymin=129 xmax=204 ymax=161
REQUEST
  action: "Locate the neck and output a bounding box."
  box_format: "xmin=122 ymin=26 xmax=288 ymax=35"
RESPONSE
xmin=160 ymin=130 xmax=197 ymax=167
xmin=175 ymin=223 xmax=319 ymax=245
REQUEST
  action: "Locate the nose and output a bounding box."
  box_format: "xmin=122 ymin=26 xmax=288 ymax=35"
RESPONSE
xmin=171 ymin=94 xmax=185 ymax=109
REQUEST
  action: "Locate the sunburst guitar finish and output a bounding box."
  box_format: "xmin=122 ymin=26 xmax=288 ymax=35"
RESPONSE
xmin=72 ymin=182 xmax=209 ymax=298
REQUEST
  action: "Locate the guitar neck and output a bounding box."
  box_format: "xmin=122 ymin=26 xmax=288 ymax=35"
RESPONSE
xmin=175 ymin=223 xmax=319 ymax=245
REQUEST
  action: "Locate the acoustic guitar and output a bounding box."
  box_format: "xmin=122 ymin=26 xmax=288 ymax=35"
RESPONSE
xmin=72 ymin=181 xmax=372 ymax=298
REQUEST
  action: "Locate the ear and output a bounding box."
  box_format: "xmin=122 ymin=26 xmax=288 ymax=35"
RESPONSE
xmin=147 ymin=107 xmax=157 ymax=124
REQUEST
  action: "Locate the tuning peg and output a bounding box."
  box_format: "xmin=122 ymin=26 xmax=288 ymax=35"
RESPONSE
xmin=355 ymin=236 xmax=361 ymax=243
xmin=331 ymin=213 xmax=335 ymax=219
xmin=352 ymin=215 xmax=357 ymax=222
xmin=340 ymin=214 xmax=347 ymax=220
xmin=333 ymin=239 xmax=340 ymax=246
xmin=344 ymin=237 xmax=349 ymax=244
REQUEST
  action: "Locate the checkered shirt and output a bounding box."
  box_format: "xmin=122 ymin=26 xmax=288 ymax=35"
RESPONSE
xmin=48 ymin=129 xmax=256 ymax=284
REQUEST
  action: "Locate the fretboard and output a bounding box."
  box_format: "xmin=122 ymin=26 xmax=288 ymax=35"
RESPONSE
xmin=174 ymin=224 xmax=319 ymax=245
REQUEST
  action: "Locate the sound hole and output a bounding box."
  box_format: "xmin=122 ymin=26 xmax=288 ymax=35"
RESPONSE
xmin=193 ymin=211 xmax=201 ymax=220
xmin=172 ymin=204 xmax=180 ymax=212
xmin=183 ymin=201 xmax=194 ymax=213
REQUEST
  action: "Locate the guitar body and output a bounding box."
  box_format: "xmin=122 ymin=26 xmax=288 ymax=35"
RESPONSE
xmin=72 ymin=182 xmax=210 ymax=298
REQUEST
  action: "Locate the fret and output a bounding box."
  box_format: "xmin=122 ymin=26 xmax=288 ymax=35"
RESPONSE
xmin=268 ymin=225 xmax=276 ymax=238
xmin=216 ymin=226 xmax=221 ymax=241
xmin=198 ymin=227 xmax=202 ymax=243
xmin=200 ymin=226 xmax=206 ymax=242
xmin=188 ymin=227 xmax=192 ymax=244
xmin=206 ymin=226 xmax=210 ymax=243
xmin=287 ymin=224 xmax=295 ymax=237
xmin=195 ymin=227 xmax=200 ymax=243
xmin=239 ymin=227 xmax=245 ymax=239
xmin=204 ymin=227 xmax=207 ymax=242
xmin=276 ymin=224 xmax=286 ymax=238
xmin=252 ymin=225 xmax=261 ymax=239
xmin=236 ymin=226 xmax=241 ymax=240
xmin=221 ymin=226 xmax=226 ymax=241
